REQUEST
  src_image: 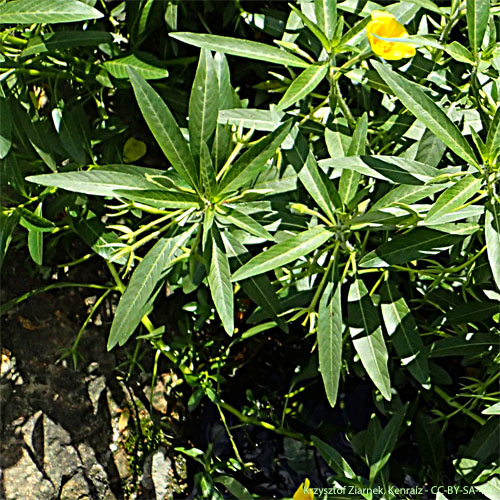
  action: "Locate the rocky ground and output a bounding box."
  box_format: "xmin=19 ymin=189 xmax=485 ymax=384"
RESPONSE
xmin=0 ymin=250 xmax=188 ymax=500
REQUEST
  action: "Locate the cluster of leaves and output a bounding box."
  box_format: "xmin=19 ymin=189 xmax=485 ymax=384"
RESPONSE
xmin=1 ymin=0 xmax=499 ymax=498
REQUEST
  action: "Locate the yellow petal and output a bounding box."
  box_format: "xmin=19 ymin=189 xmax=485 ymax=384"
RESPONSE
xmin=366 ymin=10 xmax=415 ymax=61
xmin=293 ymin=478 xmax=315 ymax=500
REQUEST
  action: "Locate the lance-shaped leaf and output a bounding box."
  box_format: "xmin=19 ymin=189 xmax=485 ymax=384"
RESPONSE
xmin=208 ymin=228 xmax=234 ymax=336
xmin=232 ymin=226 xmax=332 ymax=281
xmin=26 ymin=168 xmax=161 ymax=197
xmin=486 ymin=106 xmax=500 ymax=161
xmin=339 ymin=113 xmax=368 ymax=205
xmin=485 ymin=203 xmax=500 ymax=290
xmin=70 ymin=212 xmax=127 ymax=264
xmin=288 ymin=130 xmax=340 ymax=220
xmin=22 ymin=31 xmax=113 ymax=57
xmin=218 ymin=108 xmax=284 ymax=132
xmin=277 ymin=63 xmax=328 ymax=111
xmin=315 ymin=0 xmax=337 ymax=40
xmin=311 ymin=436 xmax=357 ymax=481
xmin=430 ymin=332 xmax=499 ymax=357
xmin=370 ymin=183 xmax=449 ymax=211
xmin=424 ymin=175 xmax=482 ymax=224
xmin=214 ymin=476 xmax=252 ymax=500
xmin=318 ymin=281 xmax=342 ymax=407
xmin=369 ymin=403 xmax=408 ymax=483
xmin=222 ymin=237 xmax=287 ymax=332
xmin=170 ymin=33 xmax=310 ymax=68
xmin=217 ymin=208 xmax=274 ymax=241
xmin=416 ymin=413 xmax=444 ymax=478
xmin=200 ymin=141 xmax=217 ymax=200
xmin=115 ymin=189 xmax=201 ymax=209
xmin=348 ymin=279 xmax=391 ymax=400
xmin=189 ymin=49 xmax=219 ymax=162
xmin=466 ymin=0 xmax=490 ymax=57
xmin=27 ymin=203 xmax=44 ymax=266
xmin=380 ymin=282 xmax=430 ymax=389
xmin=0 ymin=98 xmax=12 ymax=159
xmin=372 ymin=61 xmax=479 ymax=167
xmin=0 ymin=0 xmax=103 ymax=24
xmin=127 ymin=67 xmax=200 ymax=192
xmin=103 ymin=53 xmax=168 ymax=80
xmin=217 ymin=121 xmax=292 ymax=198
xmin=359 ymin=228 xmax=464 ymax=268
xmin=319 ymin=155 xmax=441 ymax=185
xmin=214 ymin=52 xmax=234 ymax=110
xmin=289 ymin=4 xmax=330 ymax=50
xmin=108 ymin=227 xmax=196 ymax=350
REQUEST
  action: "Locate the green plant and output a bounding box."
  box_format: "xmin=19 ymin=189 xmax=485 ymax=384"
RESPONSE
xmin=1 ymin=0 xmax=499 ymax=498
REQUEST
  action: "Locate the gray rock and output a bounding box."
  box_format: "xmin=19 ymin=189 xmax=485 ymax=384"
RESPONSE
xmin=60 ymin=473 xmax=91 ymax=500
xmin=142 ymin=446 xmax=174 ymax=500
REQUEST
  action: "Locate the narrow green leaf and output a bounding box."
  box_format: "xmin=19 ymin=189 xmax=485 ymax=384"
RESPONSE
xmin=232 ymin=226 xmax=332 ymax=281
xmin=115 ymin=189 xmax=201 ymax=209
xmin=218 ymin=108 xmax=284 ymax=132
xmin=430 ymin=332 xmax=499 ymax=357
xmin=127 ymin=67 xmax=200 ymax=191
xmin=339 ymin=113 xmax=367 ymax=205
xmin=288 ymin=3 xmax=330 ymax=50
xmin=359 ymin=228 xmax=464 ymax=268
xmin=370 ymin=184 xmax=448 ymax=211
xmin=415 ymin=129 xmax=446 ymax=167
xmin=0 ymin=98 xmax=12 ymax=159
xmin=217 ymin=121 xmax=291 ymax=198
xmin=348 ymin=279 xmax=391 ymax=400
xmin=424 ymin=175 xmax=482 ymax=224
xmin=0 ymin=211 xmax=19 ymax=271
xmin=482 ymin=401 xmax=500 ymax=415
xmin=380 ymin=282 xmax=430 ymax=389
xmin=466 ymin=0 xmax=490 ymax=57
xmin=485 ymin=203 xmax=500 ymax=290
xmin=318 ymin=282 xmax=342 ymax=407
xmin=22 ymin=31 xmax=113 ymax=57
xmin=369 ymin=403 xmax=408 ymax=483
xmin=0 ymin=0 xmax=103 ymax=24
xmin=27 ymin=203 xmax=44 ymax=266
xmin=315 ymin=0 xmax=337 ymax=40
xmin=227 ymin=248 xmax=287 ymax=332
xmin=200 ymin=141 xmax=217 ymax=200
xmin=214 ymin=476 xmax=252 ymax=500
xmin=108 ymin=227 xmax=196 ymax=350
xmin=218 ymin=208 xmax=274 ymax=241
xmin=189 ymin=49 xmax=219 ymax=162
xmin=319 ymin=155 xmax=442 ymax=185
xmin=208 ymin=229 xmax=234 ymax=336
xmin=212 ymin=124 xmax=231 ymax=170
xmin=18 ymin=207 xmax=55 ymax=232
xmin=299 ymin=153 xmax=340 ymax=220
xmin=70 ymin=212 xmax=127 ymax=264
xmin=170 ymin=33 xmax=310 ymax=68
xmin=277 ymin=63 xmax=328 ymax=111
xmin=415 ymin=413 xmax=444 ymax=477
xmin=486 ymin=106 xmax=500 ymax=161
xmin=311 ymin=436 xmax=357 ymax=480
xmin=58 ymin=106 xmax=89 ymax=165
xmin=27 ymin=168 xmax=161 ymax=197
xmin=447 ymin=301 xmax=499 ymax=324
xmin=103 ymin=53 xmax=168 ymax=80
xmin=372 ymin=61 xmax=479 ymax=167
xmin=214 ymin=52 xmax=234 ymax=110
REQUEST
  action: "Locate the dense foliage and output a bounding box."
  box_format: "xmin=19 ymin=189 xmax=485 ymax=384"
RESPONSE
xmin=1 ymin=0 xmax=499 ymax=498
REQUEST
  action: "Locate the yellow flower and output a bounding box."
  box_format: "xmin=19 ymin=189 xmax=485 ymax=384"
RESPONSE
xmin=366 ymin=10 xmax=416 ymax=61
xmin=293 ymin=478 xmax=315 ymax=500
